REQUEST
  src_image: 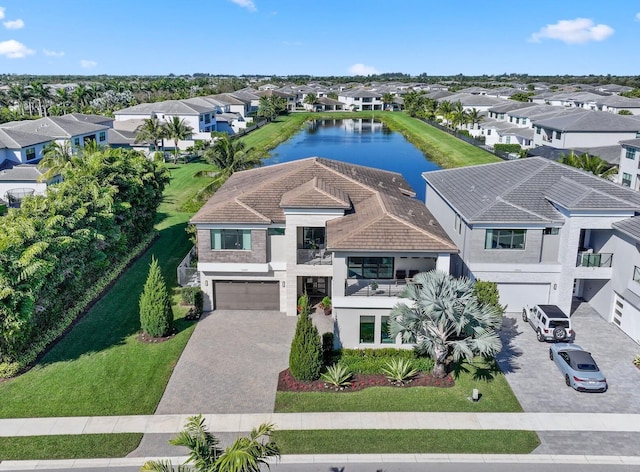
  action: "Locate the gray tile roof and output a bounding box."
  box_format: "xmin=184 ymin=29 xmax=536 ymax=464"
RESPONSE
xmin=439 ymin=93 xmax=507 ymax=107
xmin=0 ymin=163 xmax=43 ymax=181
xmin=62 ymin=113 xmax=114 ymax=127
xmin=114 ymin=100 xmax=212 ymax=116
xmin=0 ymin=128 xmax=51 ymax=148
xmin=488 ymin=102 xmax=537 ymax=114
xmin=533 ymin=110 xmax=640 ymax=132
xmin=2 ymin=116 xmax=108 ymax=138
xmin=192 ymin=157 xmax=456 ymax=253
xmin=423 ymin=157 xmax=640 ymax=225
xmin=620 ymin=138 xmax=640 ymax=149
xmin=613 ymin=216 xmax=640 ymax=242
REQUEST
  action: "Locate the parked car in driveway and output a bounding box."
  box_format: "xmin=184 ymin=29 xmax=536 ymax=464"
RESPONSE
xmin=523 ymin=304 xmax=575 ymax=342
xmin=549 ymin=343 xmax=607 ymax=393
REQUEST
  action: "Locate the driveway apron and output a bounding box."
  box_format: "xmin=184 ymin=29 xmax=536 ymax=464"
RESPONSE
xmin=155 ymin=310 xmax=297 ymax=414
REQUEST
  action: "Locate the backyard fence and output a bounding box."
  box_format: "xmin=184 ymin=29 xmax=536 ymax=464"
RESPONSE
xmin=177 ymin=246 xmax=199 ymax=287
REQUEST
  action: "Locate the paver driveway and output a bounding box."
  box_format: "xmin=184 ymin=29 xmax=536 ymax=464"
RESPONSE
xmin=155 ymin=310 xmax=296 ymax=414
xmin=497 ymin=302 xmax=640 ymax=413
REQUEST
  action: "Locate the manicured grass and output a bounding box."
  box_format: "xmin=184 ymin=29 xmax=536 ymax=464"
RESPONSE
xmin=0 ymin=163 xmax=199 ymax=418
xmin=275 ymin=361 xmax=522 ymax=413
xmin=0 ymin=434 xmax=142 ymax=460
xmin=274 ymin=429 xmax=539 ymax=454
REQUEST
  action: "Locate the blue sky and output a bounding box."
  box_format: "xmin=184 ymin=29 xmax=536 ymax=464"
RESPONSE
xmin=0 ymin=0 xmax=638 ymax=76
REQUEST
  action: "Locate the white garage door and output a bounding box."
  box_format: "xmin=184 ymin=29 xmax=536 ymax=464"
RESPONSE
xmin=496 ymin=283 xmax=550 ymax=314
xmin=613 ymin=292 xmax=640 ymax=342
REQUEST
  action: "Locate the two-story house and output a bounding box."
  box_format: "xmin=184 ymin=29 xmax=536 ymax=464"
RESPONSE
xmin=338 ymin=89 xmax=383 ymax=111
xmin=423 ymin=157 xmax=640 ymax=337
xmin=190 ymin=157 xmax=457 ymax=349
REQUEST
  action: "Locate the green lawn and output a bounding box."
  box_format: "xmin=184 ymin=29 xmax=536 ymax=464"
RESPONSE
xmin=0 ymin=434 xmax=142 ymax=460
xmin=0 ymin=163 xmax=203 ymax=418
xmin=274 ymin=430 xmax=539 ymax=454
xmin=276 ymin=361 xmax=522 ymax=413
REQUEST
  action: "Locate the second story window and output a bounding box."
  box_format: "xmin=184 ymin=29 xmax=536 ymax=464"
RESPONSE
xmin=485 ymin=229 xmax=526 ymax=250
xmin=622 ymin=172 xmax=632 ymax=187
xmin=99 ymin=131 xmax=106 ymax=142
xmin=634 ymin=266 xmax=640 ymax=283
xmin=626 ymin=148 xmax=636 ymax=160
xmin=25 ymin=147 xmax=36 ymax=161
xmin=210 ymin=229 xmax=252 ymax=250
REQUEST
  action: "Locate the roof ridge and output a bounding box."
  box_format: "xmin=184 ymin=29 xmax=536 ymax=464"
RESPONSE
xmin=233 ymin=198 xmax=271 ymax=222
xmin=553 ymin=174 xmax=640 ymax=208
xmin=485 ymin=196 xmax=551 ymax=222
xmin=313 ymin=177 xmax=350 ymax=205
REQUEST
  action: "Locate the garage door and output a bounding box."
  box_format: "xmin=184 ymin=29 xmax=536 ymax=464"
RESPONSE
xmin=496 ymin=283 xmax=550 ymax=313
xmin=213 ymin=281 xmax=280 ymax=310
xmin=613 ymin=292 xmax=640 ymax=342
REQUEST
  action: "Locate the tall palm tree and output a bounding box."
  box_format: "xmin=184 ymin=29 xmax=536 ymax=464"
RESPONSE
xmin=382 ymin=92 xmax=395 ymax=111
xmin=135 ymin=117 xmax=167 ymax=153
xmin=467 ymin=108 xmax=484 ymax=130
xmin=450 ymin=101 xmax=468 ymax=129
xmin=141 ymin=415 xmax=279 ymax=472
xmin=389 ymin=270 xmax=502 ymax=378
xmin=303 ymin=93 xmax=318 ymax=111
xmin=201 ymin=135 xmax=261 ymax=193
xmin=8 ymin=84 xmax=29 ymax=116
xmin=436 ymin=100 xmax=453 ymax=127
xmin=164 ymin=116 xmax=194 ymax=163
xmin=55 ymin=88 xmax=71 ymax=115
xmin=29 ymin=82 xmax=52 ymax=117
xmin=38 ymin=141 xmax=74 ymax=181
xmin=560 ymin=151 xmax=618 ymax=179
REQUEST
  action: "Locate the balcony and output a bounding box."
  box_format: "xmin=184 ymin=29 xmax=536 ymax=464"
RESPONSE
xmin=576 ymin=252 xmax=613 ymax=268
xmin=297 ymin=248 xmax=332 ymax=265
xmin=345 ymin=278 xmax=419 ymax=297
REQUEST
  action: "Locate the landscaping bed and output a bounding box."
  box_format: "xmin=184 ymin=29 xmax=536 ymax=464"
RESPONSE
xmin=278 ymin=368 xmax=454 ymax=392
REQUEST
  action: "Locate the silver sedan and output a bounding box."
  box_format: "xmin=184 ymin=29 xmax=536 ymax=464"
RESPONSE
xmin=549 ymin=343 xmax=608 ymax=393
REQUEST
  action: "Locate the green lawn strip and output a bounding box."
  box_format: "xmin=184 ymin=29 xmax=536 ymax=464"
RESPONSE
xmin=274 ymin=429 xmax=539 ymax=454
xmin=0 ymin=164 xmax=199 ymax=418
xmin=0 ymin=434 xmax=142 ymax=460
xmin=276 ymin=361 xmax=522 ymax=413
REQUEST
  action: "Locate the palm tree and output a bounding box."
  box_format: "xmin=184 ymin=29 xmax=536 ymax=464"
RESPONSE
xmin=164 ymin=116 xmax=194 ymax=163
xmin=560 ymin=151 xmax=618 ymax=179
xmin=38 ymin=141 xmax=74 ymax=181
xmin=135 ymin=117 xmax=167 ymax=154
xmin=258 ymin=96 xmax=275 ymax=122
xmin=436 ymin=100 xmax=454 ymax=127
xmin=467 ymin=108 xmax=484 ymax=130
xmin=29 ymin=82 xmax=52 ymax=117
xmin=8 ymin=84 xmax=29 ymax=116
xmin=389 ymin=270 xmax=502 ymax=378
xmin=382 ymin=92 xmax=395 ymax=111
xmin=303 ymin=93 xmax=318 ymax=111
xmin=54 ymin=88 xmax=71 ymax=115
xmin=141 ymin=415 xmax=279 ymax=472
xmin=450 ymin=101 xmax=468 ymax=129
xmin=201 ymin=135 xmax=261 ymax=193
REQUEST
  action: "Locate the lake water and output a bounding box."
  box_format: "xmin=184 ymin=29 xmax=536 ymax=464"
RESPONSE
xmin=263 ymin=119 xmax=440 ymax=201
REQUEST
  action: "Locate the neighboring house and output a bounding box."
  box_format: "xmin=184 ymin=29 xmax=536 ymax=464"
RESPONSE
xmin=0 ymin=161 xmax=48 ymax=207
xmin=304 ymin=96 xmax=345 ymax=112
xmin=257 ymin=89 xmax=297 ymax=112
xmin=189 ymin=157 xmax=457 ymax=349
xmin=618 ymin=139 xmax=640 ymax=190
xmin=436 ymin=93 xmax=507 ymax=112
xmin=423 ymin=157 xmax=640 ymax=342
xmin=338 ymin=89 xmax=383 ymax=111
xmin=596 ymin=96 xmax=640 ymax=115
xmin=532 ymin=110 xmax=640 ymax=148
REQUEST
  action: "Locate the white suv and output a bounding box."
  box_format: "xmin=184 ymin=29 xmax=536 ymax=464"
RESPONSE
xmin=522 ymin=304 xmax=574 ymax=342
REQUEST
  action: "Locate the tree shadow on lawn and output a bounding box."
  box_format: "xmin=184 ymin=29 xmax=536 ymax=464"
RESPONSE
xmin=33 ymin=219 xmax=194 ymax=368
xmin=449 ymin=358 xmax=503 ymax=383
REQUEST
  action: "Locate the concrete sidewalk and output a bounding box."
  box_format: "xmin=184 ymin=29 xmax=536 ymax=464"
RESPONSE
xmin=2 ymin=453 xmax=640 ymax=470
xmin=3 ymin=412 xmax=640 ymax=436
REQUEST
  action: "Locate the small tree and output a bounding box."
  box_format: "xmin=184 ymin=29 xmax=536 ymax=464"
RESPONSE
xmin=289 ymin=293 xmax=323 ymax=381
xmin=473 ymin=280 xmax=506 ymax=318
xmin=139 ymin=256 xmax=174 ymax=337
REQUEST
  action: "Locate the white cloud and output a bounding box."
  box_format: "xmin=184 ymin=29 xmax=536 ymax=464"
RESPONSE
xmin=0 ymin=39 xmax=34 ymax=58
xmin=230 ymin=0 xmax=256 ymax=12
xmin=80 ymin=59 xmax=97 ymax=69
xmin=43 ymin=49 xmax=64 ymax=57
xmin=529 ymin=18 xmax=614 ymax=44
xmin=4 ymin=18 xmax=24 ymax=29
xmin=348 ymin=63 xmax=379 ymax=76
xmin=0 ymin=7 xmax=5 ymax=20
xmin=636 ymin=12 xmax=640 ymax=21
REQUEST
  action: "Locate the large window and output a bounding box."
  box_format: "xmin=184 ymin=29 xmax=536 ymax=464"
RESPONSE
xmin=99 ymin=131 xmax=106 ymax=142
xmin=359 ymin=316 xmax=375 ymax=344
xmin=302 ymin=227 xmax=325 ymax=249
xmin=622 ymin=172 xmax=632 ymax=187
xmin=485 ymin=229 xmax=526 ymax=249
xmin=25 ymin=147 xmax=36 ymax=161
xmin=625 ymin=148 xmax=636 ymax=160
xmin=381 ymin=316 xmax=394 ymax=344
xmin=210 ymin=229 xmax=252 ymax=250
xmin=348 ymin=257 xmax=394 ymax=279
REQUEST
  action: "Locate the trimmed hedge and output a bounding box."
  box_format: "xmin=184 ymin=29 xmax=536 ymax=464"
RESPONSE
xmin=493 ymin=144 xmax=522 ymax=153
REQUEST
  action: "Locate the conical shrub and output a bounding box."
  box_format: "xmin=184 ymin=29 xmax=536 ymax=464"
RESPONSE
xmin=139 ymin=256 xmax=174 ymax=337
xmin=289 ymin=293 xmax=323 ymax=381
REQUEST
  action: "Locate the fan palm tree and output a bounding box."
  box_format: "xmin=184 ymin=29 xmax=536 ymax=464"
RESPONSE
xmin=141 ymin=415 xmax=279 ymax=472
xmin=164 ymin=116 xmax=194 ymax=163
xmin=388 ymin=270 xmax=502 ymax=378
xmin=560 ymin=151 xmax=618 ymax=179
xmin=135 ymin=117 xmax=167 ymax=153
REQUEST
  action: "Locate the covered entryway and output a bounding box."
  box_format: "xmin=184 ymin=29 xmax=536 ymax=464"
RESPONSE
xmin=496 ymin=283 xmax=550 ymax=313
xmin=213 ymin=281 xmax=279 ymax=310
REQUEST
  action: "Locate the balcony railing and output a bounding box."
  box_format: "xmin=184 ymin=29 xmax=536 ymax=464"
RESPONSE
xmin=345 ymin=278 xmax=420 ymax=297
xmin=576 ymin=252 xmax=613 ymax=268
xmin=297 ymin=248 xmax=332 ymax=265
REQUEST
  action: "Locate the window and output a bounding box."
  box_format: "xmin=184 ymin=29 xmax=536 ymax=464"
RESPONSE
xmin=359 ymin=316 xmax=375 ymax=344
xmin=73 ymin=137 xmax=80 ymax=146
xmin=348 ymin=257 xmax=394 ymax=279
xmin=302 ymin=227 xmax=325 ymax=248
xmin=487 ymin=129 xmax=492 ymax=135
xmin=25 ymin=147 xmax=36 ymax=161
xmin=454 ymin=213 xmax=462 ymax=234
xmin=515 ymin=117 xmax=520 ymax=124
xmin=536 ymin=127 xmax=541 ymax=135
xmin=622 ymin=172 xmax=632 ymax=187
xmin=485 ymin=229 xmax=526 ymax=249
xmin=506 ymin=136 xmax=511 ymax=144
xmin=204 ymin=114 xmax=211 ymax=124
xmin=499 ymin=113 xmax=504 ymax=119
xmin=555 ymin=131 xmax=562 ymax=140
xmin=210 ymin=229 xmax=252 ymax=250
xmin=268 ymin=228 xmax=285 ymax=236
xmin=522 ymin=118 xmax=527 ymax=125
xmin=633 ymin=266 xmax=640 ymax=283
xmin=99 ymin=131 xmax=106 ymax=142
xmin=543 ymin=227 xmax=559 ymax=235
xmin=626 ymin=148 xmax=636 ymax=160
xmin=381 ymin=316 xmax=394 ymax=344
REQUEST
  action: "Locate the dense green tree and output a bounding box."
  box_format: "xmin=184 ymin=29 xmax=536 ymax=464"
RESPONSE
xmin=618 ymin=109 xmax=633 ymax=115
xmin=389 ymin=271 xmax=502 ymax=378
xmin=303 ymin=93 xmax=318 ymax=109
xmin=473 ymin=280 xmax=506 ymax=318
xmin=141 ymin=415 xmax=279 ymax=472
xmin=201 ymin=135 xmax=261 ymax=194
xmin=135 ymin=117 xmax=167 ymax=152
xmin=382 ymin=92 xmax=395 ymax=110
xmin=288 ymin=293 xmax=323 ymax=381
xmin=139 ymin=256 xmax=174 ymax=338
xmin=560 ymin=151 xmax=618 ymax=179
xmin=436 ymin=100 xmax=454 ymax=126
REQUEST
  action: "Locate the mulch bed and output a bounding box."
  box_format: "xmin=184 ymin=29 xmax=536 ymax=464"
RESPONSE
xmin=277 ymin=368 xmax=454 ymax=393
xmin=137 ymin=329 xmax=177 ymax=344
